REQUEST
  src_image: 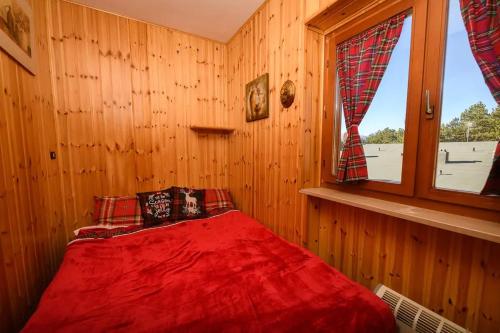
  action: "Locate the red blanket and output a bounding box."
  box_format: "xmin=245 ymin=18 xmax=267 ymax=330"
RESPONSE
xmin=23 ymin=211 xmax=395 ymax=333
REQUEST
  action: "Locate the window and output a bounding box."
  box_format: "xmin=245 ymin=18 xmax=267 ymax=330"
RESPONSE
xmin=337 ymin=15 xmax=412 ymax=184
xmin=434 ymin=0 xmax=498 ymax=194
xmin=321 ymin=0 xmax=499 ymax=212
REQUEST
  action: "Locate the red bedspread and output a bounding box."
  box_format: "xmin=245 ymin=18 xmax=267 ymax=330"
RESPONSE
xmin=23 ymin=211 xmax=395 ymax=333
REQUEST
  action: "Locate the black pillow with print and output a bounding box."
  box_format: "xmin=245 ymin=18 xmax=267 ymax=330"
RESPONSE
xmin=137 ymin=190 xmax=173 ymax=227
xmin=170 ymin=187 xmax=206 ymax=220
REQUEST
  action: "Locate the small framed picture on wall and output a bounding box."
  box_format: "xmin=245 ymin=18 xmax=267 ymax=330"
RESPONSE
xmin=0 ymin=0 xmax=36 ymax=74
xmin=245 ymin=73 xmax=269 ymax=122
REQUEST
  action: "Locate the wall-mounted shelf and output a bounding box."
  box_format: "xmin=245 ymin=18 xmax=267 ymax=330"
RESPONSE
xmin=300 ymin=187 xmax=500 ymax=244
xmin=190 ymin=125 xmax=235 ymax=134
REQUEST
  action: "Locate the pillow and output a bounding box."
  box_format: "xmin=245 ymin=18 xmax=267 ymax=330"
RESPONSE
xmin=137 ymin=190 xmax=173 ymax=227
xmin=93 ymin=196 xmax=143 ymax=226
xmin=204 ymin=189 xmax=235 ymax=216
xmin=170 ymin=187 xmax=206 ymax=220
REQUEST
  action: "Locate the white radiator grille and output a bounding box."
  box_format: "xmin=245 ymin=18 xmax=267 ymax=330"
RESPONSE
xmin=416 ymin=310 xmax=440 ymax=333
xmin=374 ymin=285 xmax=470 ymax=333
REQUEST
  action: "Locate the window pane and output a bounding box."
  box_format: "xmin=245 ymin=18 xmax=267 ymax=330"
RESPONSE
xmin=435 ymin=1 xmax=499 ymax=193
xmin=337 ymin=15 xmax=412 ymax=183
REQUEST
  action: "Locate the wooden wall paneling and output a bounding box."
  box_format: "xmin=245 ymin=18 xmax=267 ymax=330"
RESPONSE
xmin=306 ymin=197 xmax=320 ymax=254
xmin=227 ymin=38 xmax=239 ymax=206
xmin=16 ymin=50 xmax=50 ymax=314
xmin=278 ymin=0 xmax=293 ymax=242
xmin=129 ymin=20 xmax=153 ymax=191
xmin=302 ymin=28 xmax=323 ymax=200
xmin=251 ymin=4 xmax=268 ymax=231
xmin=227 ymin=0 xmax=325 ymax=248
xmin=60 ymin=1 xmax=82 ymax=228
xmin=12 ymin=52 xmax=39 ymax=311
xmin=70 ymin=4 xmax=102 ymax=227
xmin=227 ymin=24 xmax=254 ymax=215
xmin=17 ymin=61 xmax=51 ymax=313
xmin=213 ymin=42 xmax=229 ymax=188
xmin=478 ymin=242 xmax=500 ymax=332
xmin=217 ymin=43 xmax=229 ymax=189
xmin=146 ymin=25 xmax=165 ymax=188
xmin=47 ymin=0 xmax=78 ymax=232
xmin=308 ymin=200 xmax=500 ymax=332
xmin=13 ymin=60 xmax=39 ymax=314
xmin=101 ymin=12 xmax=137 ymax=195
xmin=64 ymin=5 xmax=87 ymax=227
xmin=242 ymin=18 xmax=255 ymax=216
xmin=27 ymin=0 xmax=66 ymax=284
xmin=267 ymin=3 xmax=277 ymax=235
xmin=83 ymin=7 xmax=107 ymax=201
xmin=0 ymin=52 xmax=34 ymax=327
xmin=0 ymin=53 xmax=24 ymax=329
xmin=204 ymin=38 xmax=220 ymax=188
xmin=289 ymin=0 xmax=306 ymax=245
xmin=0 ymin=236 xmax=12 ymax=333
xmin=174 ymin=29 xmax=189 ymax=187
xmin=186 ymin=34 xmax=201 ymax=187
xmin=148 ymin=25 xmax=170 ymax=188
xmin=196 ymin=38 xmax=209 ymax=187
xmin=277 ymin=0 xmax=291 ymax=240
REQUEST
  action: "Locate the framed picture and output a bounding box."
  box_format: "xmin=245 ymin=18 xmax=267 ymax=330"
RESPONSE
xmin=246 ymin=73 xmax=269 ymax=122
xmin=0 ymin=0 xmax=35 ymax=74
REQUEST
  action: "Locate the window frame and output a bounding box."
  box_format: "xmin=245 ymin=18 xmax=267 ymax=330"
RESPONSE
xmin=321 ymin=0 xmax=424 ymax=197
xmin=319 ymin=0 xmax=500 ymax=213
xmin=416 ymin=0 xmax=500 ymax=211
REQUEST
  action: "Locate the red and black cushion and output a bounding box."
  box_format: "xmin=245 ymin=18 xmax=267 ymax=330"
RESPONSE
xmin=170 ymin=187 xmax=206 ymax=220
xmin=93 ymin=196 xmax=143 ymax=226
xmin=137 ymin=190 xmax=173 ymax=227
xmin=204 ymin=189 xmax=235 ymax=216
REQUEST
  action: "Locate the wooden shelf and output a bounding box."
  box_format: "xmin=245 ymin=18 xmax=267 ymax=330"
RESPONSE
xmin=190 ymin=125 xmax=235 ymax=134
xmin=300 ymin=187 xmax=500 ymax=244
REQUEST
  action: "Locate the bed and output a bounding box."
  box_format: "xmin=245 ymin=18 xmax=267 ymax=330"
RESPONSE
xmin=23 ymin=210 xmax=396 ymax=332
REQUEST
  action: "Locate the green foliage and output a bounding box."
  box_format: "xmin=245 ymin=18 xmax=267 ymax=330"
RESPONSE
xmin=439 ymin=102 xmax=500 ymax=142
xmin=365 ymin=128 xmax=404 ymax=144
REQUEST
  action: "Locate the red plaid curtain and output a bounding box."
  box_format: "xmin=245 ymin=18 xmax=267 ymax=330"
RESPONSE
xmin=459 ymin=0 xmax=500 ymax=104
xmin=336 ymin=13 xmax=406 ymax=182
xmin=480 ymin=141 xmax=500 ymax=195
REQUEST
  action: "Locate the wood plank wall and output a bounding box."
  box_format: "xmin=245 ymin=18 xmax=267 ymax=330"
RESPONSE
xmin=0 ymin=0 xmax=62 ymax=330
xmin=227 ymin=0 xmax=323 ymax=245
xmin=306 ymin=199 xmax=500 ymax=332
xmin=0 ymin=0 xmax=228 ymax=331
xmin=47 ymin=0 xmax=229 ymax=232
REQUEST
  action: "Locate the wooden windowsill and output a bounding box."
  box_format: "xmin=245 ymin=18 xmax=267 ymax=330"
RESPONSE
xmin=300 ymin=187 xmax=500 ymax=244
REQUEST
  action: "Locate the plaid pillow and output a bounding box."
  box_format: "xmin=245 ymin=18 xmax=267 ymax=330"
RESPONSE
xmin=93 ymin=196 xmax=143 ymax=226
xmin=137 ymin=190 xmax=173 ymax=227
xmin=170 ymin=187 xmax=206 ymax=220
xmin=204 ymin=189 xmax=235 ymax=216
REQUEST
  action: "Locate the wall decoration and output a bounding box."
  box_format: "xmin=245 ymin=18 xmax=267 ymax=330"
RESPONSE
xmin=245 ymin=73 xmax=269 ymax=122
xmin=280 ymin=80 xmax=296 ymax=108
xmin=0 ymin=0 xmax=35 ymax=74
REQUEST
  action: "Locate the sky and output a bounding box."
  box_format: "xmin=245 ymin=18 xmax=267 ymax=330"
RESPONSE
xmin=341 ymin=1 xmax=498 ymax=137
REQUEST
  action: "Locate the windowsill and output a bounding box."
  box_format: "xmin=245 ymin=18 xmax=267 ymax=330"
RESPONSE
xmin=300 ymin=187 xmax=500 ymax=244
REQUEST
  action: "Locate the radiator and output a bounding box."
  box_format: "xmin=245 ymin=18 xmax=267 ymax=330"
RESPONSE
xmin=374 ymin=285 xmax=470 ymax=333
